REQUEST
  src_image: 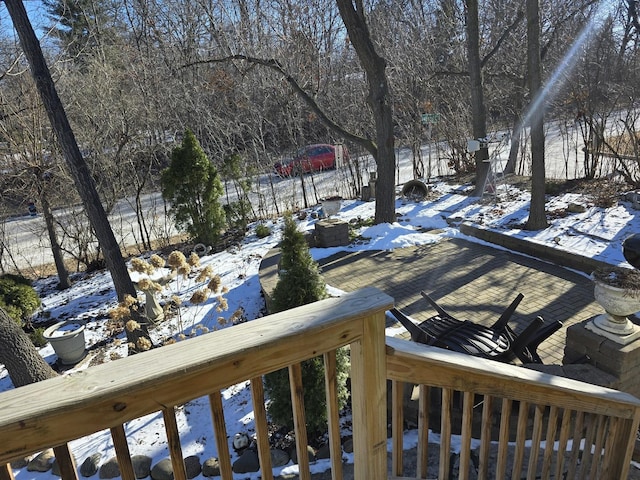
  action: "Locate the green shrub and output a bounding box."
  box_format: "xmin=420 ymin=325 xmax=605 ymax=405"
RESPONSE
xmin=265 ymin=213 xmax=349 ymax=435
xmin=0 ymin=274 xmax=41 ymax=325
xmin=161 ymin=129 xmax=226 ymax=246
xmin=29 ymin=327 xmax=47 ymax=347
xmin=255 ymin=223 xmax=272 ymax=239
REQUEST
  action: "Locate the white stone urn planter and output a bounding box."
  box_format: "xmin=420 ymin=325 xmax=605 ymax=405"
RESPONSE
xmin=43 ymin=321 xmax=86 ymax=365
xmin=588 ymin=268 xmax=640 ymax=344
xmin=321 ymin=197 xmax=342 ymax=218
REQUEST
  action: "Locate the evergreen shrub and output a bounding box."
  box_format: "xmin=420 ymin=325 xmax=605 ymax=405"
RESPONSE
xmin=265 ymin=213 xmax=350 ymax=435
xmin=0 ymin=274 xmax=41 ymax=325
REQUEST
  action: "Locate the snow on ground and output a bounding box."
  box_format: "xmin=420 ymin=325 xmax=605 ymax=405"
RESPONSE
xmin=3 ymin=179 xmax=640 ymax=479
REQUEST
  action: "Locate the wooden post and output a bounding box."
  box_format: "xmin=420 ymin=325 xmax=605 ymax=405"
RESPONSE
xmin=350 ymin=310 xmax=387 ymax=479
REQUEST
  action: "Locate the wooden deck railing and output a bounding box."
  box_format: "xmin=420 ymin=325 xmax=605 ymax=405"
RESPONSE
xmin=386 ymin=337 xmax=640 ymax=480
xmin=0 ymin=287 xmax=639 ymax=480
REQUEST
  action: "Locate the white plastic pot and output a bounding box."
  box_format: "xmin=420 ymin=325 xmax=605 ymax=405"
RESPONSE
xmin=43 ymin=321 xmax=86 ymax=365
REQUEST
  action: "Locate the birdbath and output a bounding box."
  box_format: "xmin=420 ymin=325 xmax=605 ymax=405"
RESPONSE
xmin=130 ymin=268 xmax=173 ymax=323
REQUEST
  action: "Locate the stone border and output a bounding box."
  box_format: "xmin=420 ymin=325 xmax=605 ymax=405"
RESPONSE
xmin=458 ymin=223 xmax=612 ymax=274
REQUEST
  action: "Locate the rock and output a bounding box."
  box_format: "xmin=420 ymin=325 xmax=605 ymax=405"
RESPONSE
xmin=567 ymin=202 xmax=587 ymax=213
xmin=232 ymin=448 xmax=260 ymax=473
xmin=27 ymin=449 xmax=55 ymax=472
xmin=201 ymin=457 xmax=220 ymax=477
xmin=232 ymin=432 xmax=250 ymax=451
xmin=150 ymin=458 xmax=173 ymax=480
xmin=342 ymin=438 xmax=353 ymax=454
xmin=184 ymin=455 xmax=201 ymax=479
xmin=315 ymin=443 xmax=332 ymax=459
xmin=290 ymin=445 xmax=316 ymax=464
xmin=270 ymin=448 xmax=290 ymax=467
xmin=10 ymin=456 xmax=29 ymax=469
xmin=99 ymin=457 xmax=121 ymax=479
xmin=80 ymin=453 xmax=102 ymax=477
xmin=132 ymin=454 xmax=152 ymax=478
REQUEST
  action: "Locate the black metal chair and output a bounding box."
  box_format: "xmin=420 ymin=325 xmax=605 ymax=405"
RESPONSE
xmin=389 ymin=291 xmax=562 ymax=364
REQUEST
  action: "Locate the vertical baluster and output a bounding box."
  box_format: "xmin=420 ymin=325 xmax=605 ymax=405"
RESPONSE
xmin=526 ymin=405 xmax=544 ymax=480
xmin=588 ymin=415 xmax=607 ymax=479
xmin=323 ymin=350 xmax=343 ymax=480
xmin=391 ymin=380 xmax=404 ymax=477
xmin=250 ymin=377 xmax=273 ymax=480
xmin=458 ymin=391 xmax=474 ymax=480
xmin=541 ymin=405 xmax=559 ymax=479
xmin=438 ymin=388 xmax=452 ymax=480
xmin=416 ymin=385 xmax=430 ymax=479
xmin=554 ymin=408 xmax=572 ymax=480
xmin=289 ymin=363 xmax=311 ymax=480
xmin=477 ymin=395 xmax=493 ymax=479
xmin=53 ymin=444 xmax=78 ymax=480
xmin=566 ymin=410 xmax=585 ymax=479
xmin=600 ymin=416 xmax=620 ymax=478
xmin=0 ymin=463 xmax=14 ymax=480
xmin=208 ymin=391 xmax=233 ymax=480
xmin=578 ymin=413 xmax=597 ymax=478
xmin=162 ymin=407 xmax=187 ymax=480
xmin=495 ymin=398 xmax=512 ymax=480
xmin=110 ymin=424 xmax=136 ymax=480
xmin=511 ymin=400 xmax=529 ymax=479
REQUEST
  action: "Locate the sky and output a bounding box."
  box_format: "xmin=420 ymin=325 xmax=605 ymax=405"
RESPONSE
xmin=2 ymin=175 xmax=640 ymax=479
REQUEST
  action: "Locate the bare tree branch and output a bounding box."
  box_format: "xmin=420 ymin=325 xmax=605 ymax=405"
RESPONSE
xmin=186 ymin=55 xmax=376 ymax=155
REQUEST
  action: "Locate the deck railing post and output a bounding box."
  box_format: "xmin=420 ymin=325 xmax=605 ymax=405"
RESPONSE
xmin=350 ymin=310 xmax=387 ymax=479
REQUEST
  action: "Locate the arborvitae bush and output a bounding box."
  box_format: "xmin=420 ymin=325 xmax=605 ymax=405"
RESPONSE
xmin=0 ymin=274 xmax=41 ymax=325
xmin=265 ymin=213 xmax=350 ymax=435
xmin=161 ymin=129 xmax=226 ymax=247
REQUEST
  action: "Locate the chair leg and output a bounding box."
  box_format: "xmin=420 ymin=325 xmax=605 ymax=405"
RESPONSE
xmin=420 ymin=291 xmax=461 ymax=321
xmin=510 ymin=316 xmax=544 ymax=363
xmin=490 ymin=293 xmax=524 ymax=331
xmin=389 ymin=308 xmax=433 ymax=344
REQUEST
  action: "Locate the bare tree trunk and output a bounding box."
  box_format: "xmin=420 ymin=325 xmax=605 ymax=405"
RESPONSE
xmin=466 ymin=0 xmax=490 ymax=196
xmin=39 ymin=192 xmax=71 ymax=290
xmin=4 ymin=0 xmax=137 ymax=301
xmin=0 ymin=307 xmax=57 ymax=388
xmin=525 ymin=0 xmax=548 ymax=231
xmin=335 ymin=0 xmax=396 ymax=224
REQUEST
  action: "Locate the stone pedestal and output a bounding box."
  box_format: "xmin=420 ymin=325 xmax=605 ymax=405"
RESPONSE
xmin=315 ymin=219 xmax=349 ymax=248
xmin=564 ymin=317 xmax=640 ymax=398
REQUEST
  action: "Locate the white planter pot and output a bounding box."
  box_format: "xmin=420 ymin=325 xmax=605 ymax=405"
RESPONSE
xmin=321 ymin=199 xmax=341 ymax=217
xmin=43 ymin=321 xmax=86 ymax=365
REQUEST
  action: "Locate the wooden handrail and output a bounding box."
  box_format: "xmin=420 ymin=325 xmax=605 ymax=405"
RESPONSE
xmin=0 ymin=287 xmax=392 ymax=480
xmin=2 ymin=287 xmax=640 ymax=480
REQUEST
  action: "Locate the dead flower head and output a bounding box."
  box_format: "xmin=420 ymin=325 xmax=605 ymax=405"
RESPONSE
xmin=196 ymin=265 xmax=214 ymax=282
xmin=188 ymin=252 xmax=200 ymax=267
xmin=208 ymin=275 xmax=222 ymax=292
xmin=126 ymin=319 xmax=141 ymax=332
xmin=130 ymin=257 xmax=154 ymax=275
xmin=137 ymin=278 xmax=163 ymax=293
xmin=189 ymin=289 xmax=210 ymax=305
xmin=136 ymin=337 xmax=152 ymax=351
xmin=167 ymin=251 xmax=187 ymax=270
xmin=149 ymin=254 xmax=166 ymax=268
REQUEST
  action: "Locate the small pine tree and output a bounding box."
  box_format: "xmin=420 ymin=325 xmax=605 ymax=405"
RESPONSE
xmin=271 ymin=214 xmax=327 ymax=310
xmin=265 ymin=213 xmax=349 ymax=435
xmin=161 ymin=129 xmax=226 ymax=247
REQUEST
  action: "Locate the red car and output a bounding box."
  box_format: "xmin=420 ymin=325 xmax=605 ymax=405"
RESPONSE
xmin=274 ymin=144 xmax=347 ymax=177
